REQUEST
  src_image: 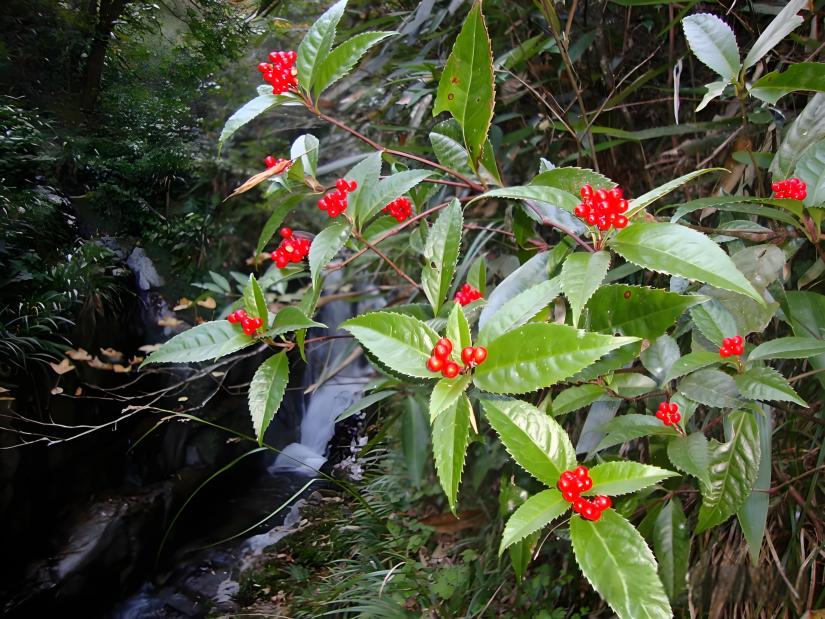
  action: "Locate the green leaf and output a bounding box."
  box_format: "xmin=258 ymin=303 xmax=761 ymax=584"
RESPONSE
xmin=255 ymin=195 xmax=304 ymax=257
xmin=663 ymin=351 xmax=720 ymax=382
xmin=690 ymin=299 xmax=737 ymax=346
xmin=499 ymin=489 xmax=569 ymax=554
xmin=446 ymin=301 xmax=471 ymax=352
xmin=770 ymin=94 xmax=825 ymax=177
xmin=218 ymin=92 xmax=292 ymax=152
xmin=430 ymin=373 xmax=473 ymax=421
xmin=641 ymin=335 xmax=681 ymax=385
xmin=608 ymin=373 xmax=658 ymax=398
xmin=290 ymin=134 xmax=319 ymax=177
xmin=596 ymin=414 xmax=677 ymax=451
xmin=609 ymin=223 xmax=763 ymax=304
xmin=696 ymin=410 xmax=760 ymax=533
xmin=748 ymin=336 xmax=825 ymax=361
xmin=346 ymin=152 xmax=383 ymax=224
xmin=667 ymin=432 xmax=712 ymax=487
xmin=570 ymin=509 xmax=672 ymax=619
xmin=422 ymin=199 xmax=463 ymax=315
xmin=586 ymin=284 xmax=705 ymax=339
xmin=587 ymin=461 xmax=677 ymax=496
xmin=432 ymin=395 xmax=472 ymax=512
xmin=430 ymin=131 xmax=472 ymax=173
xmin=478 ymin=251 xmax=548 ymax=330
xmin=696 ymin=80 xmax=729 ymax=112
xmin=248 ymin=352 xmax=289 ymax=444
xmin=313 ymin=31 xmax=395 ymax=96
xmin=141 ymin=321 xmax=254 ymax=366
xmin=626 ymin=168 xmax=726 ymax=217
xmin=341 ymin=311 xmax=439 ymax=379
xmin=742 ymin=0 xmax=807 ymax=70
xmin=474 ymin=323 xmax=638 ymax=395
xmin=795 ymin=140 xmax=825 ymax=208
xmin=467 ymin=255 xmax=486 ymax=293
xmin=531 ymin=167 xmax=616 ymax=194
xmin=509 ymin=532 xmax=538 ymax=582
xmin=652 ymin=498 xmax=690 ymax=601
xmin=477 ymin=278 xmax=561 ymax=345
xmin=432 ymin=0 xmax=495 ymax=165
xmin=242 ymin=274 xmax=268 ymax=325
xmin=402 ymin=396 xmax=429 ymax=485
xmin=481 ymin=398 xmax=576 ymax=486
xmin=297 ymin=0 xmax=347 ymax=92
xmin=269 ymin=306 xmax=325 ymax=337
xmin=552 ymin=384 xmax=611 ymax=417
xmin=750 ymin=62 xmax=825 ymax=105
xmin=308 ymin=221 xmax=351 ymax=289
xmin=785 ymin=290 xmax=825 ymax=390
xmin=737 ymin=407 xmax=771 ymax=563
xmin=734 ymin=366 xmax=806 ymax=406
xmin=678 ymin=368 xmax=741 ymax=408
xmin=471 ymin=185 xmax=579 ymax=213
xmin=682 ymin=13 xmax=740 ymax=81
xmin=336 ymin=389 xmax=395 ymax=422
xmin=560 ymin=251 xmax=611 ymax=327
xmin=361 ymin=169 xmax=433 ymax=224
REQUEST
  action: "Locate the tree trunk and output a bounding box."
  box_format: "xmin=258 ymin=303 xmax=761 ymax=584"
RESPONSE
xmin=80 ymin=0 xmax=128 ymax=113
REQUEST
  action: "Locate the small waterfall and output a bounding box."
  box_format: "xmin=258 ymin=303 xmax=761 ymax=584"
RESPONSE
xmin=268 ymin=273 xmax=374 ymax=475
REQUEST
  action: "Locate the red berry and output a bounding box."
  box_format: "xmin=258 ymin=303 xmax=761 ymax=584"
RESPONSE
xmin=562 ymin=489 xmax=579 ymax=503
xmin=720 ymin=347 xmax=731 ymax=358
xmin=427 ymin=355 xmax=445 ymax=372
xmin=671 ymin=412 xmax=681 ymax=424
xmin=558 ymin=477 xmax=573 ymax=492
xmin=264 ymin=155 xmax=277 ymax=168
xmin=433 ymin=343 xmax=451 ymax=360
xmin=279 ymin=227 xmax=293 ymax=238
xmin=228 ymin=312 xmax=239 ymax=324
xmin=580 ymin=477 xmax=593 ymax=491
xmin=573 ymin=465 xmax=589 ymax=478
xmin=347 ymin=180 xmax=357 ymax=192
xmin=593 ymin=495 xmax=612 ymax=510
xmin=572 ymin=498 xmax=587 ymax=514
xmin=436 ymin=338 xmax=453 ymax=355
xmin=461 ymin=347 xmax=475 ymax=365
xmin=442 ymin=362 xmax=460 ymax=379
xmin=582 ymin=503 xmax=600 ymax=521
xmin=473 ymin=346 xmax=487 ymax=364
xmin=669 ymin=403 xmax=678 ymax=413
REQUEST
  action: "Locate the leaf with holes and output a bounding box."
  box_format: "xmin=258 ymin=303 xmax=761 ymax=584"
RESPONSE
xmin=481 ymin=398 xmax=576 ymax=486
xmin=248 ymin=352 xmax=289 ymax=444
xmin=474 ymin=323 xmax=638 ymax=395
xmin=570 ymin=510 xmax=672 ymax=619
xmin=609 ymin=223 xmax=763 ymax=304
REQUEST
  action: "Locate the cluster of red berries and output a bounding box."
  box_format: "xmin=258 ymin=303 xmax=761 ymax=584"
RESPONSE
xmin=426 ymin=338 xmax=461 ymax=378
xmin=271 ymin=227 xmax=310 ymax=269
xmin=655 ymin=401 xmax=681 ymax=426
xmin=460 ymin=345 xmax=487 ymax=368
xmin=383 ymin=197 xmax=413 ymax=222
xmin=227 ymin=309 xmax=264 ymax=335
xmin=454 ymin=283 xmax=482 ymax=306
xmin=771 ymin=177 xmax=807 ymax=201
xmin=719 ymin=335 xmax=744 ymax=358
xmin=264 ymin=156 xmax=291 ymax=170
xmin=258 ymin=51 xmax=298 ymax=95
xmin=574 ymin=185 xmax=629 ymax=231
xmin=318 ymin=179 xmax=357 ymax=218
xmin=557 ymin=466 xmax=612 ymax=522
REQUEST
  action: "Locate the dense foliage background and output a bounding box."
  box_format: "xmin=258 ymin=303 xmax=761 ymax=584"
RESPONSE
xmin=1 ymin=0 xmax=824 ymax=617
